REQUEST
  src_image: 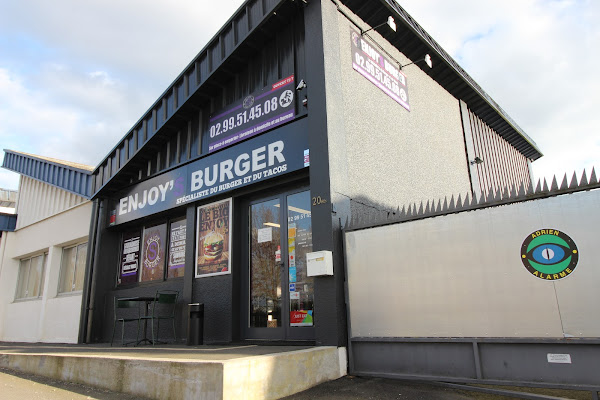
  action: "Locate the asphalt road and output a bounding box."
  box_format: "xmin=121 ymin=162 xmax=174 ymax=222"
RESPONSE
xmin=1 ymin=367 xmax=590 ymax=400
xmin=0 ymin=368 xmax=479 ymax=400
xmin=284 ymin=376 xmax=480 ymax=400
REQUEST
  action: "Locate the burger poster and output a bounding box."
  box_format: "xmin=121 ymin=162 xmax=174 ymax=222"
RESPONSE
xmin=196 ymin=198 xmax=232 ymax=278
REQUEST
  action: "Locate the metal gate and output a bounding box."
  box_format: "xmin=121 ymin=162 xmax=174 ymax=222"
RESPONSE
xmin=344 ymin=171 xmax=600 ymax=391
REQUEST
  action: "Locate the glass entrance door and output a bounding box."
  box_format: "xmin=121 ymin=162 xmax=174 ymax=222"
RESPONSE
xmin=244 ymin=189 xmax=314 ymax=340
xmin=249 ymin=198 xmax=282 ymax=331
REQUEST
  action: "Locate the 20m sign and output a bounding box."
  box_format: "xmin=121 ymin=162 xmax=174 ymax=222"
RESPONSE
xmin=521 ymin=229 xmax=579 ymax=280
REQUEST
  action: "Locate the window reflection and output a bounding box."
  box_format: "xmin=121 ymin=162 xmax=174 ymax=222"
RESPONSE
xmin=250 ymin=199 xmax=281 ymax=328
xmin=287 ymin=191 xmax=314 ymax=327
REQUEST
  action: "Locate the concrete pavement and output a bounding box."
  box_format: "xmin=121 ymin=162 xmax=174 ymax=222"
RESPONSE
xmin=1 ymin=367 xmax=150 ymax=400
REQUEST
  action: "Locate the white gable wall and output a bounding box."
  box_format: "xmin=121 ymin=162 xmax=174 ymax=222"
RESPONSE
xmin=15 ymin=176 xmax=87 ymax=229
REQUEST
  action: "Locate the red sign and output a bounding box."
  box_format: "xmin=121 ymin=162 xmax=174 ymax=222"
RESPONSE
xmin=290 ymin=310 xmax=313 ymax=326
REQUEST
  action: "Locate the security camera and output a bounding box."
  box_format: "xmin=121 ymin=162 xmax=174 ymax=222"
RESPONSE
xmin=296 ymin=79 xmax=307 ymax=91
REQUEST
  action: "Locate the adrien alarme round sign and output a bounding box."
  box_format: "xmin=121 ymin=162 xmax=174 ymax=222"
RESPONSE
xmin=520 ymin=229 xmax=579 ymax=280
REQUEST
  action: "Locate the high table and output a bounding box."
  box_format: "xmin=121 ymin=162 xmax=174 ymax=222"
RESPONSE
xmin=117 ymin=296 xmax=155 ymax=345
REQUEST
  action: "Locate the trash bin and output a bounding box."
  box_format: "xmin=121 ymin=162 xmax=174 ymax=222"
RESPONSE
xmin=187 ymin=303 xmax=204 ymax=346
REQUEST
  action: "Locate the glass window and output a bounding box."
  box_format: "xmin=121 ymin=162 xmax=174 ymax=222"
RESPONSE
xmin=140 ymin=223 xmax=167 ymax=282
xmin=287 ymin=191 xmax=314 ymax=327
xmin=15 ymin=253 xmax=47 ymax=300
xmin=16 ymin=259 xmax=30 ymax=299
xmin=58 ymin=243 xmax=87 ymax=293
xmin=167 ymin=218 xmax=186 ymax=279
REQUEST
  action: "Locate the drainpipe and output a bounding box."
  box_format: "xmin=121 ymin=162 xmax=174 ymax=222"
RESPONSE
xmin=79 ymin=199 xmax=103 ymax=343
xmin=78 ymin=199 xmax=98 ymax=343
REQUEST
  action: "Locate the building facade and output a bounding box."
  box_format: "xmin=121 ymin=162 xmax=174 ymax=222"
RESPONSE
xmin=78 ymin=0 xmax=541 ymax=347
xmin=0 ymin=151 xmax=93 ymax=343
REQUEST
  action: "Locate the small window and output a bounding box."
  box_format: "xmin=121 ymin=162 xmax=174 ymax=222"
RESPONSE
xmin=58 ymin=243 xmax=88 ymax=294
xmin=16 ymin=253 xmax=47 ymax=300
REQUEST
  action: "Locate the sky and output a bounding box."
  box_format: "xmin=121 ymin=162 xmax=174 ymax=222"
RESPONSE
xmin=0 ymin=0 xmax=598 ymax=191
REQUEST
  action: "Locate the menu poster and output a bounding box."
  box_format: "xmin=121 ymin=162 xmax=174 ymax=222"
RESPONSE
xmin=119 ymin=230 xmax=140 ymax=285
xmin=196 ymin=198 xmax=232 ymax=278
xmin=140 ymin=223 xmax=167 ymax=282
xmin=168 ymin=219 xmax=186 ymax=278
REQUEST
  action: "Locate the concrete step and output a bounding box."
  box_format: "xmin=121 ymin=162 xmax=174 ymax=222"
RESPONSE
xmin=0 ymin=344 xmax=347 ymax=399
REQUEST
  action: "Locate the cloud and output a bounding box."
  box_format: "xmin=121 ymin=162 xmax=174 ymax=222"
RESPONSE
xmin=399 ymin=0 xmax=600 ymax=181
xmin=0 ymin=1 xmax=246 ymax=190
xmin=1 ymin=0 xmax=598 ymax=190
xmin=0 ymin=1 xmax=244 ymax=84
xmin=0 ymin=66 xmax=139 ymax=164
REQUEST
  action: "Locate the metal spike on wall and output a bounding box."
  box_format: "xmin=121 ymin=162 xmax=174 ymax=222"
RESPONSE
xmin=494 ymin=188 xmax=502 ymax=202
xmin=526 ymin=181 xmax=534 ymax=195
xmin=424 ymin=200 xmax=431 ymax=215
xmin=508 ymin=184 xmax=516 ymax=199
xmin=550 ymin=176 xmax=559 ymax=191
xmin=535 ymin=179 xmax=542 ymax=193
xmin=448 ymin=195 xmax=456 ymax=211
xmin=346 ymin=167 xmax=600 ymax=231
xmin=580 ymin=170 xmax=589 ymax=186
xmin=456 ymin=194 xmax=463 ymax=209
xmin=569 ymin=172 xmax=578 ymax=189
xmin=471 ymin=192 xmax=479 ymax=207
xmin=488 ymin=188 xmax=495 ymax=202
xmin=542 ymin=178 xmax=549 ymax=192
xmin=518 ymin=182 xmax=526 ymax=197
xmin=559 ymin=174 xmax=569 ymax=190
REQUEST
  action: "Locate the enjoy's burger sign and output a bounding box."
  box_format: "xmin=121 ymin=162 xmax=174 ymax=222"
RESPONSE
xmin=109 ymin=120 xmax=308 ymax=226
xmin=195 ymin=198 xmax=232 ymax=278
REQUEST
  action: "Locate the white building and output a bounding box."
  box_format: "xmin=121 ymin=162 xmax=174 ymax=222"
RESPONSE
xmin=0 ymin=151 xmax=93 ymax=343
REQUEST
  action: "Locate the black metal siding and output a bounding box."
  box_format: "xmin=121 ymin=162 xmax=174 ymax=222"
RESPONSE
xmin=90 ymin=0 xmax=298 ymax=197
xmin=93 ymin=3 xmax=306 ymax=198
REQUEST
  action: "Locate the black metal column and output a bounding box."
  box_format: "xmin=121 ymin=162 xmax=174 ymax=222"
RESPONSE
xmin=304 ymin=0 xmax=346 ymax=347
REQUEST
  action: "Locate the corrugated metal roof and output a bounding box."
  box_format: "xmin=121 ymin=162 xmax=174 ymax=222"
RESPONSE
xmin=2 ymin=150 xmax=93 ymax=198
xmin=6 ymin=150 xmax=94 ymax=172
